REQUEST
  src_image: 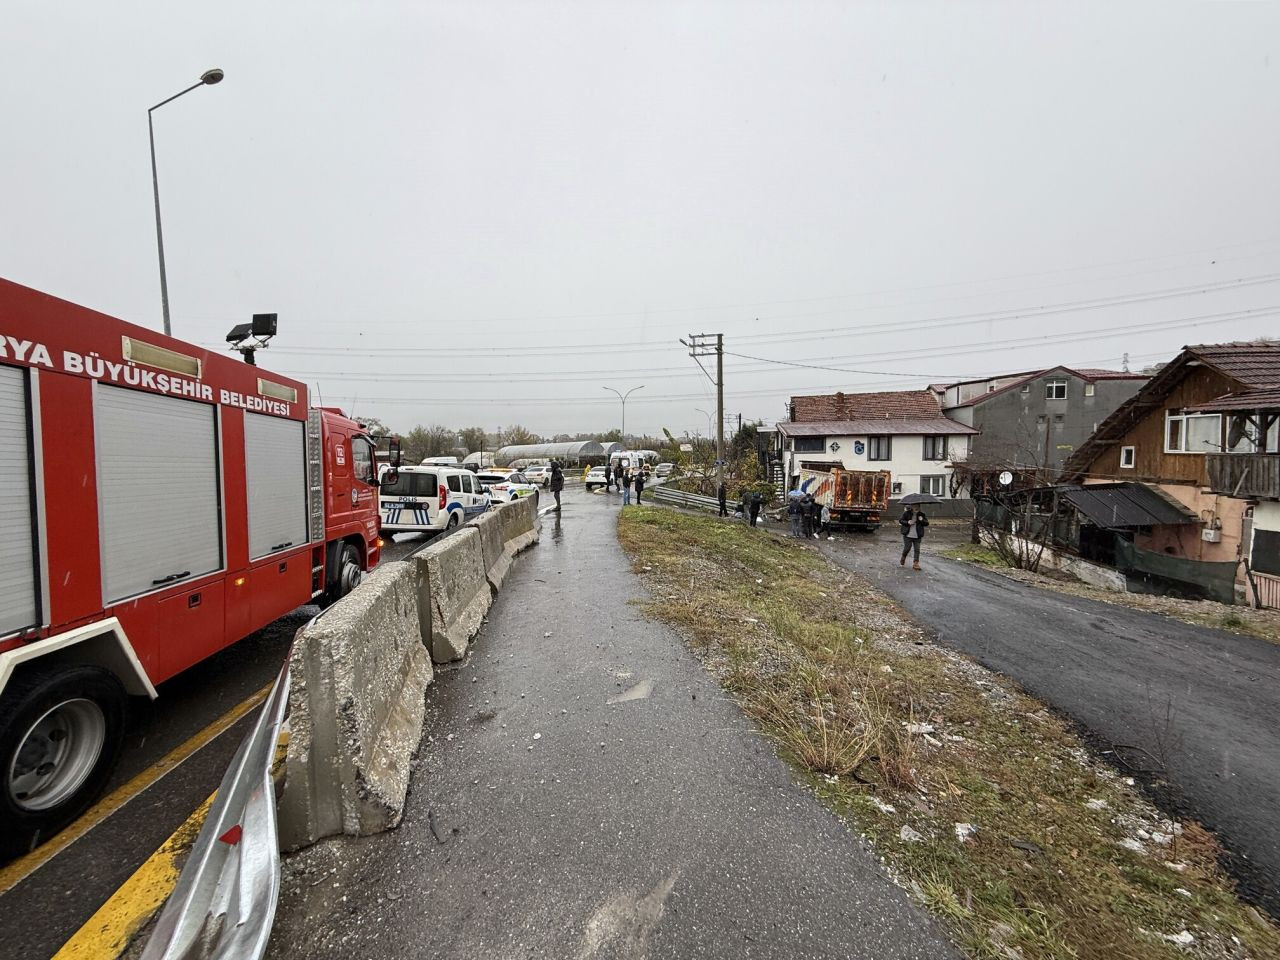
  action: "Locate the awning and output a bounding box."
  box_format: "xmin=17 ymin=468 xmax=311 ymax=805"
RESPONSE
xmin=1060 ymin=483 xmax=1198 ymax=529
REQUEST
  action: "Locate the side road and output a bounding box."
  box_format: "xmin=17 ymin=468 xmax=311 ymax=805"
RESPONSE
xmin=267 ymin=486 xmax=959 ymax=959
xmin=822 ymin=530 xmax=1280 ymax=914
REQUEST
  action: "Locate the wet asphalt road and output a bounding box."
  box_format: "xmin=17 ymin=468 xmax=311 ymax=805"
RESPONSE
xmin=821 ymin=529 xmax=1280 ymax=914
xmin=267 ymin=486 xmax=959 ymax=959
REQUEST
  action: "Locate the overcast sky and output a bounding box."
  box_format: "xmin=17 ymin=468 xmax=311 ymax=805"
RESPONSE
xmin=3 ymin=1 xmax=1278 ymax=439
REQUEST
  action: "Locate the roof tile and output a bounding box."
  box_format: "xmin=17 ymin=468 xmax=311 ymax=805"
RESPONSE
xmin=790 ymin=389 xmax=941 ymax=422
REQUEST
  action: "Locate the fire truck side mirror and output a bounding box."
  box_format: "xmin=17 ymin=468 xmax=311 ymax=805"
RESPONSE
xmin=388 ymin=436 xmax=402 ymax=468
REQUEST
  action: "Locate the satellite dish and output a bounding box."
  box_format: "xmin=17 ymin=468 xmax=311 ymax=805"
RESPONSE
xmin=1227 ymin=416 xmax=1248 ymax=450
xmin=998 ymin=470 xmax=1014 ymax=486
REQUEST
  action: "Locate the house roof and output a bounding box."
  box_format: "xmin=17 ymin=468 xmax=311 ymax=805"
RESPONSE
xmin=789 ymin=389 xmax=941 ymax=422
xmin=1059 ymin=483 xmax=1198 ymax=529
xmin=1190 ymin=387 xmax=1280 ymax=413
xmin=945 ymin=366 xmax=1146 ymax=409
xmin=777 ymin=418 xmax=978 ymax=438
xmin=1061 ymin=341 xmax=1280 ymax=482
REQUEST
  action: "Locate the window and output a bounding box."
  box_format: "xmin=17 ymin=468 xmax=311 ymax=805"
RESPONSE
xmin=460 ymin=473 xmax=475 ymax=494
xmin=382 ymin=471 xmax=436 ymax=497
xmin=1053 ymin=414 xmax=1064 ymax=423
xmin=1165 ymin=410 xmax=1221 ymax=453
xmin=868 ymin=435 xmax=892 ymax=461
xmin=1020 ymin=383 xmax=1031 ymax=394
xmin=1084 ymin=383 xmax=1096 ymax=397
xmin=1046 ymin=379 xmax=1068 ymax=400
xmin=891 ymin=481 xmax=903 ymax=495
xmin=921 ymin=475 xmax=945 ymax=496
xmin=447 ymin=474 xmax=462 ymax=493
xmin=1036 ymin=414 xmax=1047 ymax=425
xmin=922 ymin=435 xmax=947 ymax=461
xmin=1120 ymin=446 xmax=1136 ymax=469
xmin=793 ymin=435 xmax=825 ymax=453
xmin=351 ymin=436 xmax=374 ymax=483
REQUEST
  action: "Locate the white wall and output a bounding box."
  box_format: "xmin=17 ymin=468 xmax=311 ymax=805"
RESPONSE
xmin=784 ymin=433 xmax=970 ymax=498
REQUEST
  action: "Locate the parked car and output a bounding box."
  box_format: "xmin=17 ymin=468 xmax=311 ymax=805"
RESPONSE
xmin=379 ymin=465 xmax=488 ymax=536
xmin=584 ymin=465 xmax=609 ymax=491
xmin=524 ymin=463 xmax=552 ymax=487
xmin=477 ymin=470 xmax=539 ymax=504
xmin=655 ymin=462 xmax=676 ymax=478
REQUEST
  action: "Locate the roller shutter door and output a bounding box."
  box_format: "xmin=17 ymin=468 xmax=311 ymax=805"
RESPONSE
xmin=96 ymin=385 xmax=222 ymax=603
xmin=0 ymin=365 xmax=38 ymax=635
xmin=244 ymin=412 xmax=308 ymax=559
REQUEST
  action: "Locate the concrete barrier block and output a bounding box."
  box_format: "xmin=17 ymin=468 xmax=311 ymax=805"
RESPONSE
xmin=279 ymin=560 xmax=432 ymax=850
xmin=499 ymin=494 xmax=540 ymax=554
xmin=415 ymin=527 xmax=492 ymax=663
xmin=472 ymin=510 xmax=511 ymax=591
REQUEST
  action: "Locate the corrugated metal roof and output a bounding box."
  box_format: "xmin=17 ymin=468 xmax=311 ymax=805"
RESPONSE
xmin=494 ymin=441 xmax=604 ymax=459
xmin=1061 ymin=483 xmax=1198 ymax=529
xmin=777 ymin=418 xmax=978 ymax=437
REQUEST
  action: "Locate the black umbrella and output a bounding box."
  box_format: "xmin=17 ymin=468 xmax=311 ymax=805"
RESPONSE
xmin=899 ymin=492 xmax=942 ymax=505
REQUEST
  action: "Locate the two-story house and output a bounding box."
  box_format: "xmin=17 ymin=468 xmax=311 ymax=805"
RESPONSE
xmin=777 ymin=389 xmax=978 ymax=507
xmin=1060 ymin=341 xmax=1280 ymax=603
xmin=934 ymin=367 xmax=1148 ymax=492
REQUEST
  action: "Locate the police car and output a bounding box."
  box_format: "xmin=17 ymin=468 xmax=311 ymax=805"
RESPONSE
xmin=476 ymin=470 xmax=540 ymax=504
xmin=379 ymin=465 xmax=488 ymax=537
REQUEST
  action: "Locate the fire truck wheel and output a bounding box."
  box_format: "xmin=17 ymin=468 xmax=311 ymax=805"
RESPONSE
xmin=0 ymin=665 xmax=126 ymax=857
xmin=336 ymin=543 xmax=362 ymax=599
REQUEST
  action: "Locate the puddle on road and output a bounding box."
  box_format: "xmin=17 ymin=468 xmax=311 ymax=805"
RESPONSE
xmin=608 ymin=679 xmax=654 ymax=704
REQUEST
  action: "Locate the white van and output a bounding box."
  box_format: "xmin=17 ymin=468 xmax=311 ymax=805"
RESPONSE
xmin=379 ymin=465 xmax=488 ymax=536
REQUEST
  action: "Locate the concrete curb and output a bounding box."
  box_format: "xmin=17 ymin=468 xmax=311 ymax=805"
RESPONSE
xmin=278 ymin=561 xmax=432 ymax=850
xmin=499 ymin=494 xmax=540 ymax=555
xmin=415 ymin=527 xmax=492 ymax=663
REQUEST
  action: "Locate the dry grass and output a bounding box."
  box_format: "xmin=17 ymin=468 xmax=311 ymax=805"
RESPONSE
xmin=619 ymin=506 xmax=1280 ymax=960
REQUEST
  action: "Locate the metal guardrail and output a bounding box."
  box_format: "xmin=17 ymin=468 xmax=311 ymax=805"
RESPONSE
xmin=651 ymin=485 xmax=725 ymax=512
xmin=141 ymin=652 xmax=292 ymax=960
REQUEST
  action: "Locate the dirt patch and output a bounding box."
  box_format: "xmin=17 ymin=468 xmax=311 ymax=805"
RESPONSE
xmin=619 ymin=506 xmax=1280 ymax=960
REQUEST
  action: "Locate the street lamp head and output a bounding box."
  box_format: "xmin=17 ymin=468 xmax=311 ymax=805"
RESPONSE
xmin=201 ymin=68 xmax=225 ymax=85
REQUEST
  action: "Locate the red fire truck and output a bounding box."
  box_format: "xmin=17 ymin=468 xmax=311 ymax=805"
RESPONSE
xmin=0 ymin=279 xmax=387 ymax=854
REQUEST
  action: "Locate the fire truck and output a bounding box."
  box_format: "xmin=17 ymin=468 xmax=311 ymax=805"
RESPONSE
xmin=0 ymin=279 xmax=388 ymax=855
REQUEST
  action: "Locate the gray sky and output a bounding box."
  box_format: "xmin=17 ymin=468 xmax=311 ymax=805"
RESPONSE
xmin=3 ymin=1 xmax=1278 ymax=439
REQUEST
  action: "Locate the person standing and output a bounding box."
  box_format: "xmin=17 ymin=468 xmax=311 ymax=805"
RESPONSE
xmin=550 ymin=461 xmax=565 ymax=512
xmin=634 ymin=467 xmax=647 ymax=504
xmin=717 ymin=480 xmax=728 ymax=518
xmin=788 ymin=495 xmax=803 ymax=537
xmin=748 ymin=491 xmax=762 ymax=528
xmin=899 ymin=504 xmax=929 ymax=570
xmin=620 ymin=464 xmax=632 ymax=506
xmin=807 ymin=496 xmax=823 ymax=540
xmin=604 ymin=462 xmax=613 ymax=492
xmin=820 ymin=503 xmax=833 ymax=540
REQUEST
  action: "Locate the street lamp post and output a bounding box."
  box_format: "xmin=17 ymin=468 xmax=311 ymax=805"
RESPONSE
xmin=695 ymin=407 xmax=714 ymax=438
xmin=603 ymin=385 xmax=644 ymax=444
xmin=148 ymin=68 xmax=224 ymax=336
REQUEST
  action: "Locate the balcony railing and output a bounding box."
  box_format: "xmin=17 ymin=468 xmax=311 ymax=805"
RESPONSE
xmin=1206 ymin=453 xmax=1280 ymax=499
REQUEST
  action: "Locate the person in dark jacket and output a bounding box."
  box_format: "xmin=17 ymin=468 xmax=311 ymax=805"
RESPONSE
xmin=549 ymin=461 xmax=564 ymax=512
xmin=748 ymin=491 xmax=763 ymax=528
xmin=787 ymin=495 xmax=803 ymax=537
xmin=717 ymin=480 xmax=728 ymax=517
xmin=620 ymin=465 xmax=632 ymax=505
xmin=806 ymin=496 xmax=823 ymax=540
xmin=604 ymin=462 xmax=613 ymax=492
xmin=634 ymin=467 xmax=647 ymax=504
xmin=899 ymin=505 xmax=928 ymax=570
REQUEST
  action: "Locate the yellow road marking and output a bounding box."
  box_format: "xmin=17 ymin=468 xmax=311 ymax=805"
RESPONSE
xmin=51 ymin=792 xmax=214 ymax=960
xmin=0 ymin=681 xmax=271 ymax=896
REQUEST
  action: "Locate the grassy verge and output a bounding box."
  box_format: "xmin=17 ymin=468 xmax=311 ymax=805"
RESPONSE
xmin=941 ymin=543 xmax=1280 ymax=645
xmin=618 ymin=506 xmax=1280 ymax=960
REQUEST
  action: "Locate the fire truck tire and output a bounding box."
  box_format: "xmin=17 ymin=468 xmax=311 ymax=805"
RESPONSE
xmin=0 ymin=665 xmax=126 ymax=857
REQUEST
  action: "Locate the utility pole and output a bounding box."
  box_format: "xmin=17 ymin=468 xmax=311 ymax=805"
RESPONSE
xmin=682 ymin=333 xmax=725 ymax=489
